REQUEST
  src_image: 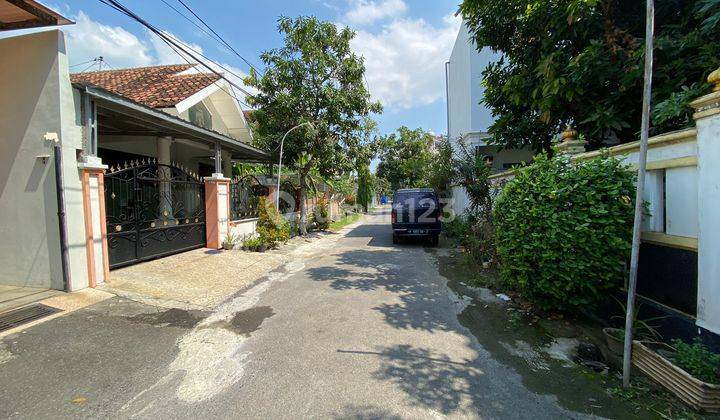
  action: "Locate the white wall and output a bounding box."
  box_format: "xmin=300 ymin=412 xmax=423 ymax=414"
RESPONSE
xmin=447 ymin=22 xmax=497 ymax=143
xmin=447 ymin=22 xmax=534 ymax=216
xmin=693 ymin=94 xmax=720 ymax=335
xmin=0 ymin=30 xmax=87 ymax=290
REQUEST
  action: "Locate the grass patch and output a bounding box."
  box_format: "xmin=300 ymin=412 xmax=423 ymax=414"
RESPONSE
xmin=329 ymin=213 xmax=361 ymax=231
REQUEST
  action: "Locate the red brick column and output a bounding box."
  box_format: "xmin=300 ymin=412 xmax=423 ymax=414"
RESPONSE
xmin=205 ymin=175 xmax=231 ymax=249
xmin=79 ymin=158 xmax=110 ymax=288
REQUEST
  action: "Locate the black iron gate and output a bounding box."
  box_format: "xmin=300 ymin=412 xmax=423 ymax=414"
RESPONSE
xmin=104 ymin=161 xmax=206 ymax=268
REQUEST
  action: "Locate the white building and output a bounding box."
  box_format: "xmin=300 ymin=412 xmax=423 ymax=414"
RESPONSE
xmin=445 ymin=22 xmax=533 ymax=215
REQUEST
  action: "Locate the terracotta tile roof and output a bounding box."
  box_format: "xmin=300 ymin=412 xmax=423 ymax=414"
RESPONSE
xmin=71 ymin=64 xmax=222 ymax=108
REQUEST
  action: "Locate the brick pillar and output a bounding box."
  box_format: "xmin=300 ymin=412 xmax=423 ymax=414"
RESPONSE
xmin=79 ymin=156 xmax=109 ymax=288
xmin=205 ymin=173 xmax=231 ymax=249
xmin=267 ymin=184 xmax=278 ymax=210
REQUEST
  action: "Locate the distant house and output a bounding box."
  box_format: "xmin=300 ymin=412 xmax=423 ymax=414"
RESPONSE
xmin=445 ymin=21 xmax=534 ymax=215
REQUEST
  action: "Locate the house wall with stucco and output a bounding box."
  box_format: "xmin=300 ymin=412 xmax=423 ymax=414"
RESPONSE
xmin=0 ymin=30 xmax=88 ymax=291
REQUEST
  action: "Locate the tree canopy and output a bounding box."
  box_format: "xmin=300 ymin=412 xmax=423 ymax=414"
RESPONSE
xmin=376 ymin=127 xmax=437 ymax=193
xmin=459 ymin=0 xmax=720 ymax=151
xmin=245 ymin=16 xmax=382 ymax=233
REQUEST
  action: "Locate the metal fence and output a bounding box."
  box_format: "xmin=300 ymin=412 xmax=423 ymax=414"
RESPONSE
xmin=230 ymin=175 xmax=268 ymax=220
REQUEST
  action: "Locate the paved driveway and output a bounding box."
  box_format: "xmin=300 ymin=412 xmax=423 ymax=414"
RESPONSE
xmin=0 ymin=209 xmax=650 ymax=419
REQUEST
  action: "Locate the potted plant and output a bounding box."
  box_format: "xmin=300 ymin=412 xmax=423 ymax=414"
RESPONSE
xmin=222 ymin=232 xmax=237 ymax=250
xmin=633 ymin=338 xmax=720 ymax=413
xmin=603 ymin=300 xmax=663 ymax=357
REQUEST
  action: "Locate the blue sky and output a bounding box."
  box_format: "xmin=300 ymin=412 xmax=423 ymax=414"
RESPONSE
xmin=49 ymin=0 xmax=462 ymax=137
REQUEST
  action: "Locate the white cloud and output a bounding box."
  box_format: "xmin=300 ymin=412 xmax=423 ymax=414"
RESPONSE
xmin=65 ymin=11 xmax=154 ymax=69
xmin=343 ymin=0 xmax=407 ymax=25
xmin=352 ymin=13 xmax=461 ymax=109
xmin=61 ymin=12 xmax=256 ymax=104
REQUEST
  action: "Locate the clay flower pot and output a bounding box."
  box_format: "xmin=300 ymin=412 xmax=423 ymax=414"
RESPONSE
xmin=603 ymin=327 xmax=625 ymax=356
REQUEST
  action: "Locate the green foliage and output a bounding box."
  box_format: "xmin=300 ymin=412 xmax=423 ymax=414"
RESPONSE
xmin=609 ymin=299 xmax=665 ymax=341
xmin=442 ymin=214 xmax=470 ymax=239
xmin=426 ymin=136 xmax=454 ymax=197
xmin=329 ymin=212 xmax=361 ymax=231
xmin=449 ymin=140 xmax=502 ymax=265
xmin=376 ymin=126 xmax=434 ymax=191
xmin=312 ymin=195 xmax=330 ymax=230
xmin=356 ymin=163 xmax=373 ymax=213
xmin=493 ymin=153 xmax=636 ymax=310
xmin=257 ymin=196 xmax=290 ymax=247
xmin=242 ymin=236 xmax=264 ymax=251
xmin=459 ymin=0 xmax=720 ymax=151
xmin=671 ymin=338 xmax=720 ymax=384
xmin=245 ymin=16 xmax=381 ymax=234
xmin=652 ymin=82 xmax=710 ymax=129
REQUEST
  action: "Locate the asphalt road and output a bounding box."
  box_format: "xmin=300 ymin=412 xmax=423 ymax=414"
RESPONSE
xmin=0 ymin=209 xmax=641 ymax=419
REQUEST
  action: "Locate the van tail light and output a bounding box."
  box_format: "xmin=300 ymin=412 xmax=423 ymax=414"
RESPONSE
xmin=391 ymin=211 xmax=397 ymax=223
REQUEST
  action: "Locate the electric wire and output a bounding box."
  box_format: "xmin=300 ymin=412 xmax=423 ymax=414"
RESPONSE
xmin=174 ymin=0 xmax=262 ymax=75
xmin=97 ymin=0 xmax=254 ymax=108
xmin=157 ymin=0 xmax=262 ymax=76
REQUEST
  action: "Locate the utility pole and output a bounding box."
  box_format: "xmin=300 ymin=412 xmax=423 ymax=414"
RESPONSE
xmin=623 ymin=0 xmax=655 ymax=388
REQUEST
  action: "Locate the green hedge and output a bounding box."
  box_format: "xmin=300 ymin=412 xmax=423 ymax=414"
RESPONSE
xmin=493 ymin=153 xmax=636 ymax=310
xmin=257 ymin=196 xmax=290 ymax=247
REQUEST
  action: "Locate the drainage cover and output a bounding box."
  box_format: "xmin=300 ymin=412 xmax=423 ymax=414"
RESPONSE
xmin=0 ymin=304 xmax=61 ymax=332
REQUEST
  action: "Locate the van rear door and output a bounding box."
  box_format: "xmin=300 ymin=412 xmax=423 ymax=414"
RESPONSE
xmin=393 ymin=191 xmax=439 ymax=224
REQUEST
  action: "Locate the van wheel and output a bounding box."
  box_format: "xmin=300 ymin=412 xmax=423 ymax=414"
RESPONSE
xmin=392 ymin=234 xmax=399 ymax=244
xmin=430 ymin=234 xmax=439 ymax=247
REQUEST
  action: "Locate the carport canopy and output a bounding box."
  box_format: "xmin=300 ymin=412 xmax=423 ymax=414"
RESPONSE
xmin=77 ymin=83 xmax=271 ymax=163
xmin=0 ymin=0 xmax=72 ymax=30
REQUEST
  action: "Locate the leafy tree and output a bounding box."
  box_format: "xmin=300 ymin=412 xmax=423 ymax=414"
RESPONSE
xmin=246 ymin=16 xmax=382 ymax=235
xmin=356 ymin=162 xmax=372 ymax=213
xmin=376 ymin=127 xmax=434 ymax=192
xmin=374 ymin=176 xmax=391 ymax=198
xmin=459 ymin=0 xmax=720 ymax=152
xmin=426 ymin=136 xmax=454 ymax=198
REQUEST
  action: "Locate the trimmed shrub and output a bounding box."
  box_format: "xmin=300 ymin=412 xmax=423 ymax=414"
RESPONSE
xmin=313 ymin=195 xmax=330 ymax=230
xmin=493 ymin=153 xmax=636 ymax=310
xmin=257 ymin=196 xmax=290 ymax=247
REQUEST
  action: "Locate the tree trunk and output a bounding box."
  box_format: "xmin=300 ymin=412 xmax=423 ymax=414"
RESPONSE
xmin=299 ymin=172 xmax=308 ymax=236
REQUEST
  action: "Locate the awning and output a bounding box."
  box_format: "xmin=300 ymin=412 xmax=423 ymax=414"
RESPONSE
xmin=77 ymin=83 xmax=270 ymax=163
xmin=0 ymin=0 xmax=72 ymax=30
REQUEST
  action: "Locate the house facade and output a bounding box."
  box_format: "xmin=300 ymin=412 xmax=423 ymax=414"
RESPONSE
xmin=445 ymin=21 xmax=534 ymax=215
xmin=0 ymin=26 xmax=270 ymax=309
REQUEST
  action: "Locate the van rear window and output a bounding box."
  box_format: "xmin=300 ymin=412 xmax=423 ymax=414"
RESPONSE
xmin=394 ymin=191 xmax=436 ymax=204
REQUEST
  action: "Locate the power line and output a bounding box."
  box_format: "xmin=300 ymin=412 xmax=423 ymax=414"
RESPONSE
xmin=174 ymin=0 xmax=262 ymax=75
xmin=99 ymin=0 xmax=250 ymax=90
xmin=70 ymin=58 xmax=98 ymax=68
xmin=97 ymin=0 xmax=254 ymax=108
xmin=77 ymin=61 xmax=99 ymax=73
xmin=157 ymin=0 xmax=262 ymax=76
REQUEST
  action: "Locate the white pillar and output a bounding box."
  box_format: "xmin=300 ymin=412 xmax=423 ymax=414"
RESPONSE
xmin=690 ymin=68 xmax=720 ymax=334
xmin=222 ymin=150 xmax=233 ymax=178
xmin=157 ymin=136 xmax=173 ymax=221
xmin=214 ymin=141 xmax=222 ymax=176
